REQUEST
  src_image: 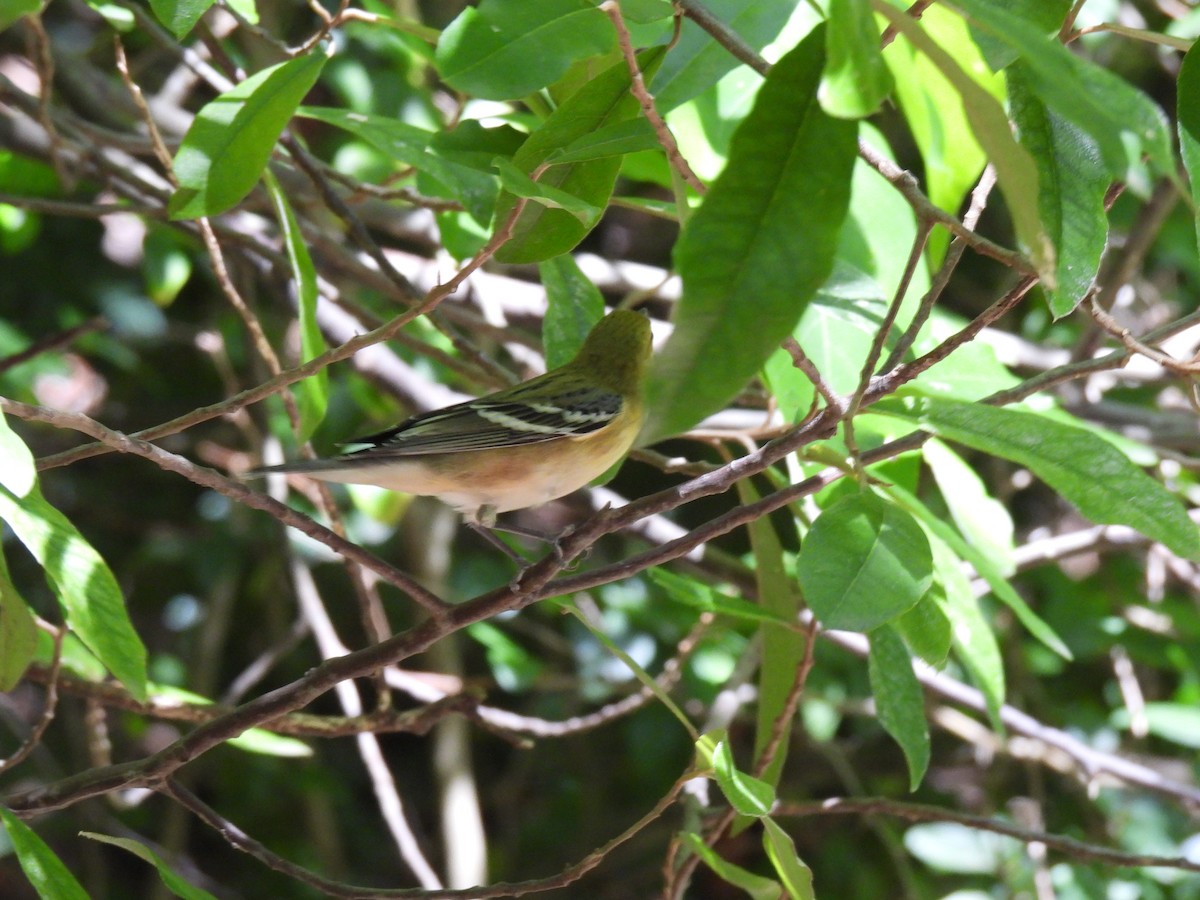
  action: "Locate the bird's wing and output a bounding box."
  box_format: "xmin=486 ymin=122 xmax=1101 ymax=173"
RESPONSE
xmin=345 ymin=381 xmax=624 ymax=457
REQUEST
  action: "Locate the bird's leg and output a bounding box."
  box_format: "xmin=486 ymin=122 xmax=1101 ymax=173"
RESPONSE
xmin=467 ymin=521 xmax=530 ymax=564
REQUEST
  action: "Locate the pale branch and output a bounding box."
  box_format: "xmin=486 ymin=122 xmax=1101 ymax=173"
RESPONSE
xmin=779 ymin=797 xmax=1200 ymax=874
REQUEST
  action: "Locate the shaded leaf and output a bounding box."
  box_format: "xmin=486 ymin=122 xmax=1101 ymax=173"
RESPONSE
xmin=868 ymin=624 xmax=930 ymax=789
xmin=82 ymin=833 xmax=218 ymax=899
xmin=1178 ymin=40 xmax=1200 ymax=257
xmin=494 ymin=47 xmax=665 ymax=264
xmin=539 ymin=254 xmax=605 ymax=369
xmin=149 ymin=0 xmax=215 ymax=38
xmin=299 ymin=107 xmax=500 ymax=225
xmin=949 ymin=0 xmax=1173 ymax=189
xmin=1008 ymin=62 xmax=1108 ymax=317
xmin=264 ymin=171 xmax=327 ymax=443
xmin=679 ymin=831 xmax=781 ymax=900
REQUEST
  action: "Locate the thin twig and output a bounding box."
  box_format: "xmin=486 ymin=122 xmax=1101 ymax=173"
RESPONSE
xmin=778 ymin=797 xmax=1200 ymax=873
xmin=600 ymin=1 xmax=706 ymax=195
xmin=0 ymin=624 xmax=65 ymax=776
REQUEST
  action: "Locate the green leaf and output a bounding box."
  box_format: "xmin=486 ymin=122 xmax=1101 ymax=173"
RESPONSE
xmin=868 ymin=624 xmax=930 ymax=790
xmin=0 ymin=408 xmax=36 ymax=497
xmin=0 ymin=806 xmax=90 ymax=900
xmin=170 ymin=50 xmax=328 ymax=219
xmin=1178 ymin=40 xmax=1200 ymax=257
xmin=493 ymin=157 xmax=601 ymax=224
xmin=264 ymin=171 xmax=327 ymax=443
xmin=0 ymin=549 xmax=37 ymax=691
xmin=762 ymin=818 xmax=816 ymax=900
xmin=893 ymin=594 xmax=952 ymax=668
xmin=873 ymin=0 xmax=1053 ymax=286
xmin=0 ymin=484 xmax=148 ymax=700
xmin=962 ymin=0 xmax=1069 ymax=70
xmin=545 ymin=118 xmax=660 ymax=165
xmin=947 ymin=0 xmax=1174 ymax=189
xmin=679 ymin=831 xmax=782 ymax=900
xmin=798 ymin=491 xmax=932 ymax=633
xmin=143 ymin=228 xmax=193 ymax=307
xmin=651 ymin=0 xmax=802 ymax=112
xmin=648 ymin=568 xmax=796 ymax=626
xmin=539 ymin=254 xmax=605 ymax=369
xmin=0 ymin=0 xmax=43 ymax=33
xmin=434 ymin=0 xmax=613 ymax=101
xmin=741 ymin=480 xmax=804 ymax=789
xmin=149 ymin=0 xmax=215 ymax=39
xmin=712 ymin=739 xmax=775 ymax=817
xmin=494 ymin=47 xmax=666 ymax=264
xmin=882 ymin=4 xmax=994 ymax=263
xmin=261 ymin=199 xmax=325 ymax=375
xmin=928 ymin=534 xmax=1005 ymax=726
xmin=924 ymin=438 xmax=1015 ymax=577
xmin=904 ymin=821 xmax=1019 ymax=875
xmin=643 ymin=26 xmax=857 ymax=444
xmin=837 ymin=124 xmax=929 ymax=310
xmin=466 ymin=621 xmax=542 ymax=693
xmin=762 ymin=262 xmax=890 ymax=422
xmin=821 ymin=0 xmax=892 ymax=118
xmin=82 ymin=833 xmax=218 ymax=899
xmin=1008 ymin=62 xmax=1108 ymax=318
xmin=1114 ymin=702 xmax=1200 ymax=749
xmin=916 ymin=398 xmax=1200 ymax=562
xmin=298 ymin=108 xmax=500 ymax=225
xmin=148 ymin=685 xmax=313 ymax=757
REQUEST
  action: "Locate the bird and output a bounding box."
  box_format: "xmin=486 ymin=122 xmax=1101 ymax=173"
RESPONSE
xmin=251 ymin=309 xmax=653 ymax=527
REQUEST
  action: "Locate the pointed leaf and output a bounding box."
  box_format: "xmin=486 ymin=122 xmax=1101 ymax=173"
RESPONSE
xmin=0 ymin=410 xmax=36 ymax=497
xmin=821 ymin=0 xmax=892 ymax=118
xmin=679 ymin=832 xmax=782 ymax=900
xmin=762 ymin=818 xmax=816 ymax=900
xmin=798 ymin=491 xmax=932 ymax=633
xmin=149 ymin=0 xmax=216 ymax=38
xmin=170 ymin=50 xmax=328 ymax=219
xmin=539 ymin=254 xmax=605 ymax=368
xmin=0 ymin=807 xmax=89 ymax=900
xmin=493 ymin=47 xmax=665 ymax=264
xmin=917 ymin=398 xmax=1200 ymax=561
xmin=947 ymin=0 xmax=1173 ymax=188
xmin=644 ymin=26 xmax=857 ymax=443
xmin=264 ymin=171 xmax=327 ymax=442
xmin=1178 ymin=41 xmax=1200 ymax=257
xmin=872 ymin=0 xmax=1053 ymax=285
xmin=0 ymin=549 xmax=37 ymax=690
xmin=0 ymin=485 xmax=147 ymax=700
xmin=869 ymin=624 xmax=930 ymax=790
xmin=712 ymin=739 xmax=775 ymax=817
xmin=434 ymin=0 xmax=613 ymax=101
xmin=1008 ymin=62 xmax=1108 ymax=317
xmin=82 ymin=833 xmax=218 ymax=899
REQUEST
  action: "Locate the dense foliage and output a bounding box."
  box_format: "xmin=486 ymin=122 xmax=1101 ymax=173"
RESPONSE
xmin=2 ymin=0 xmax=1200 ymax=897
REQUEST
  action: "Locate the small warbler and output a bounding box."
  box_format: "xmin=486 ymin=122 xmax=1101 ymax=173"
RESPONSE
xmin=253 ymin=309 xmax=652 ymax=526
